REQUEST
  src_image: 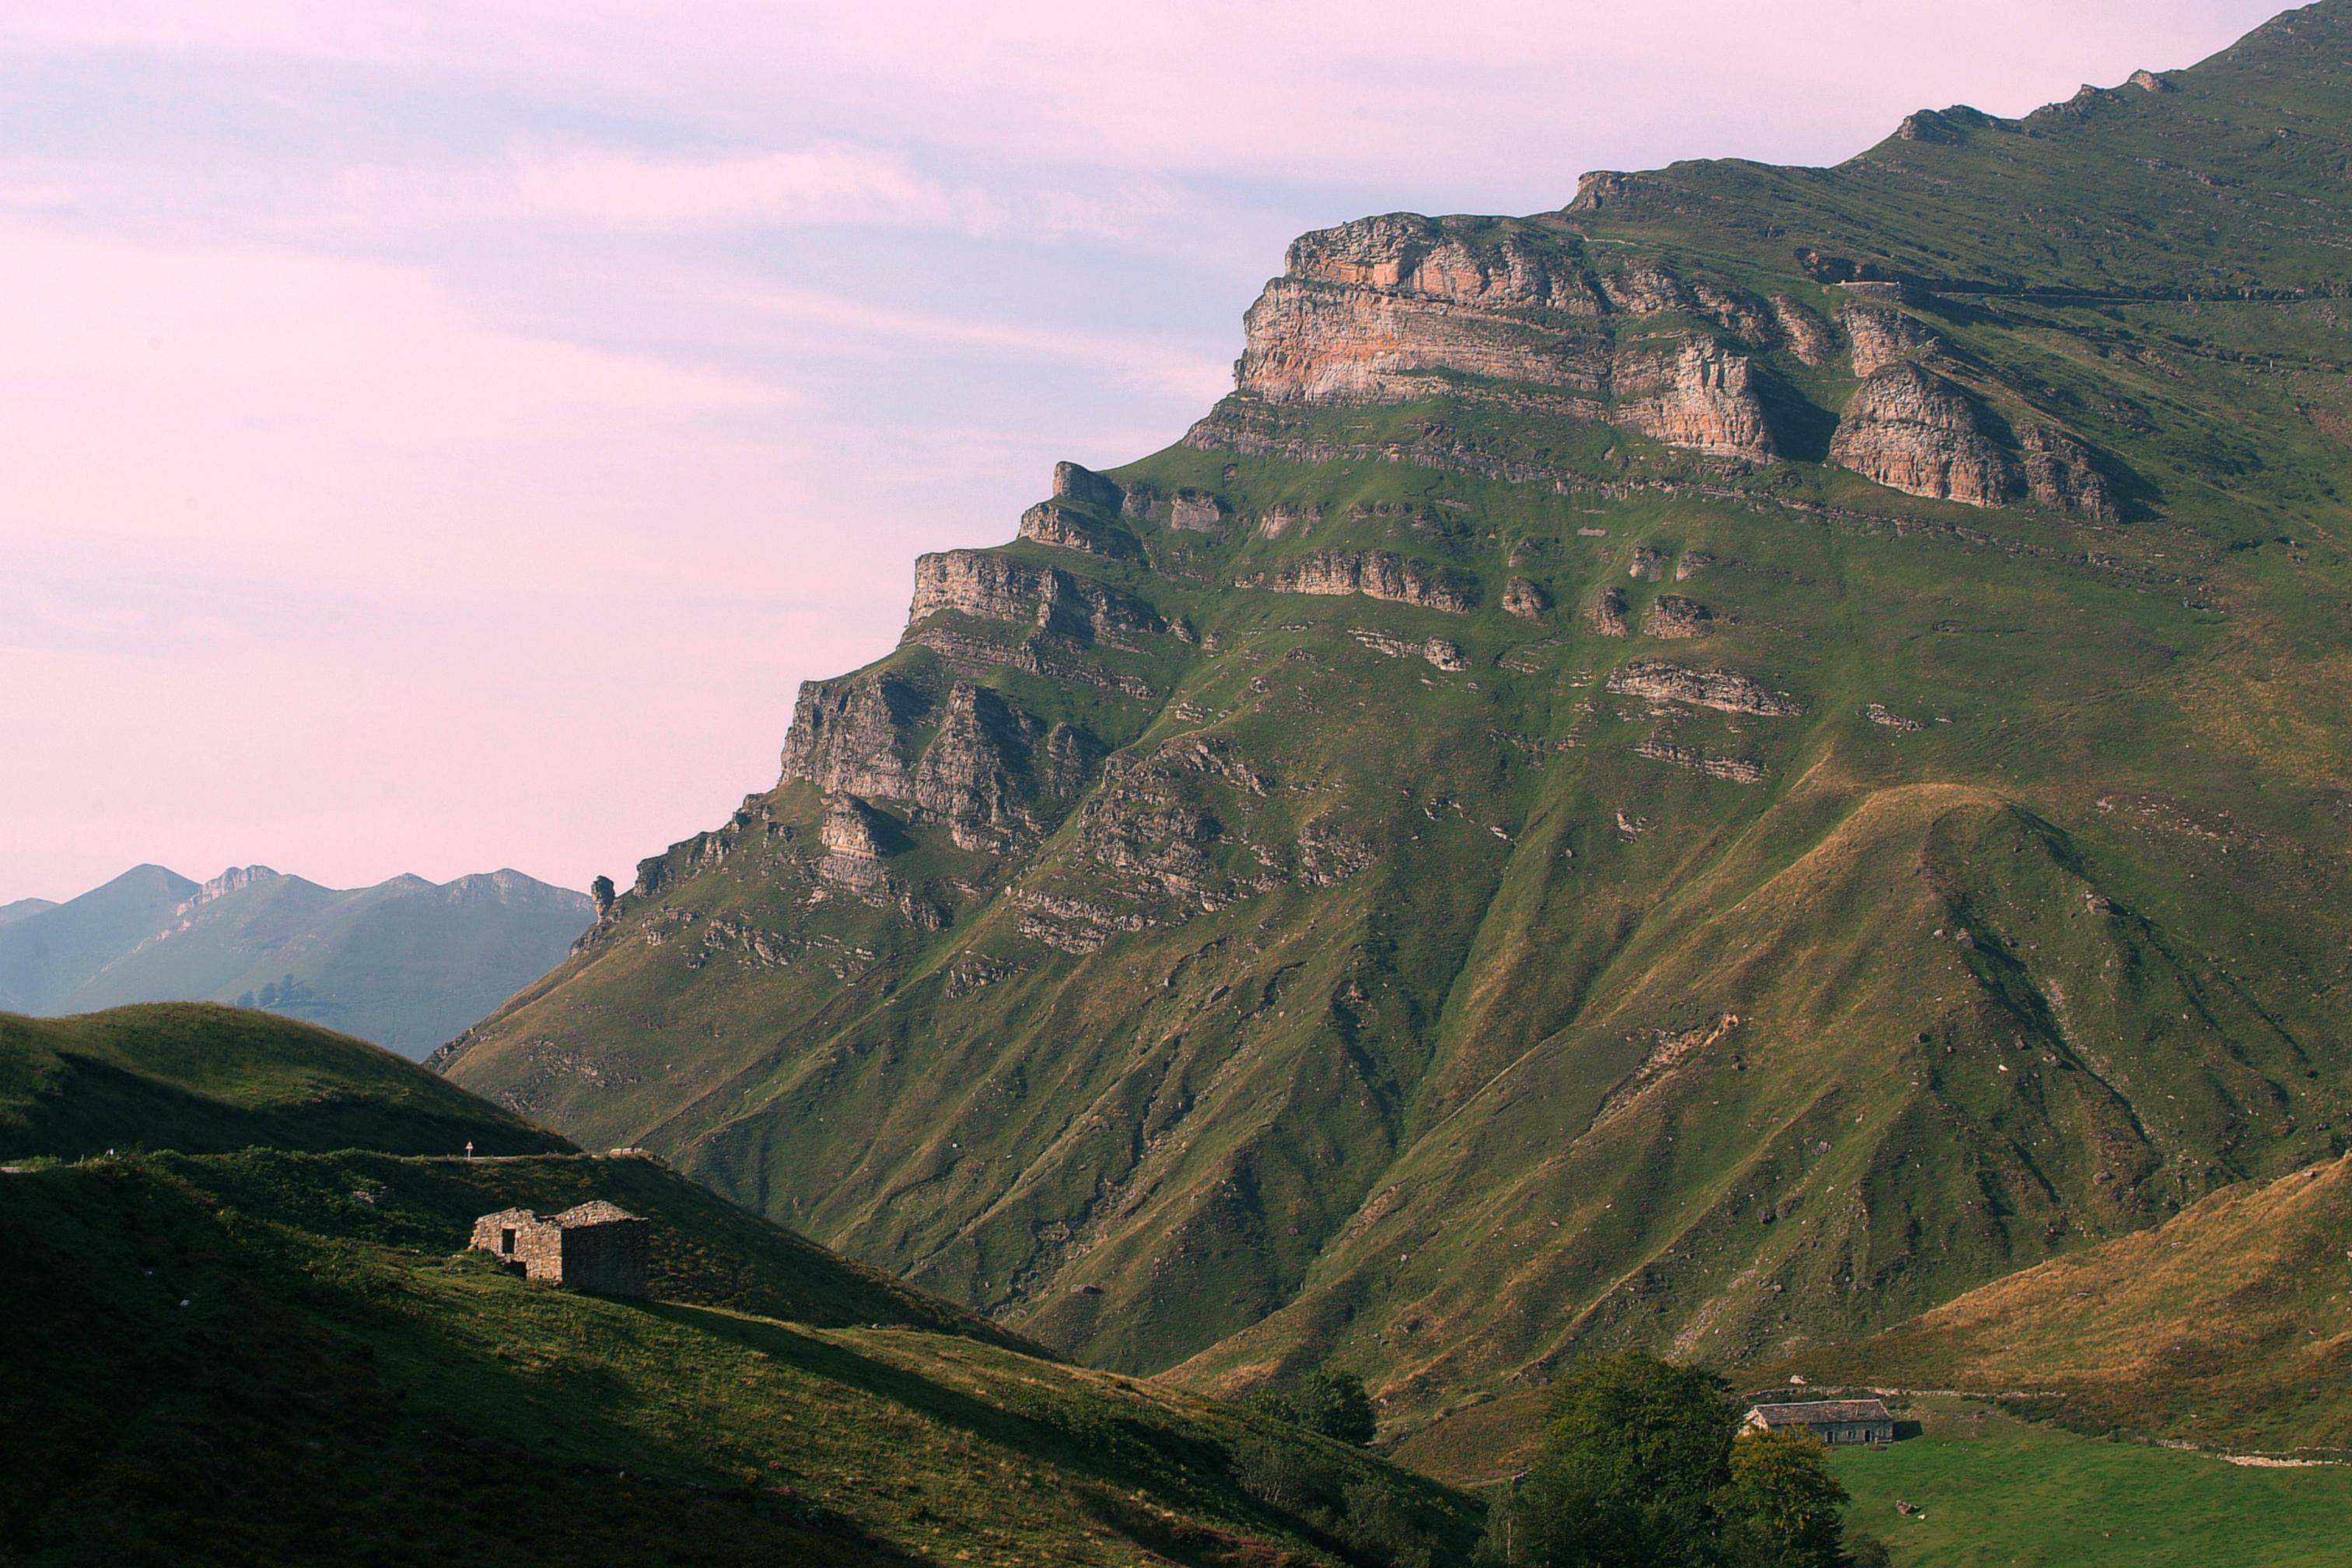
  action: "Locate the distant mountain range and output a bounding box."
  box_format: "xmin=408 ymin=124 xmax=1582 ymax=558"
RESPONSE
xmin=0 ymin=865 xmax=591 ymax=1058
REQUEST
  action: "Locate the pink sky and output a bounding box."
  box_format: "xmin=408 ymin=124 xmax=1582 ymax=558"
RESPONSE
xmin=0 ymin=0 xmax=2288 ymax=901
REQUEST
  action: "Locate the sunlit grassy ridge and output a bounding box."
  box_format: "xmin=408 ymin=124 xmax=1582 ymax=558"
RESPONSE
xmin=0 ymin=1004 xmax=569 ymax=1162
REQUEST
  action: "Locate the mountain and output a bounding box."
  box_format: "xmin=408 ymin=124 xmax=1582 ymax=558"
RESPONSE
xmin=0 ymin=1146 xmax=1476 ymax=1563
xmin=0 ymin=864 xmax=195 ymax=1013
xmin=438 ymin=3 xmax=2352 ymax=1440
xmin=0 ymin=865 xmax=593 ymax=1057
xmin=0 ymin=898 xmax=58 ymax=928
xmin=0 ymin=1004 xmax=572 ymax=1160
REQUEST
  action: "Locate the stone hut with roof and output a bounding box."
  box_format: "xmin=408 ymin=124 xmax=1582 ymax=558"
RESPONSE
xmin=1741 ymin=1397 xmax=1895 ymax=1447
xmin=470 ymin=1201 xmax=649 ymax=1297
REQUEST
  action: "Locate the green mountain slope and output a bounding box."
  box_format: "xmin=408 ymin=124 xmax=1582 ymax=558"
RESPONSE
xmin=0 ymin=1004 xmax=570 ymax=1160
xmin=439 ymin=3 xmax=2352 ymax=1437
xmin=0 ymin=1149 xmax=1478 ymax=1566
xmin=0 ymin=865 xmax=593 ymax=1058
xmin=1780 ymin=1152 xmax=2352 ymax=1453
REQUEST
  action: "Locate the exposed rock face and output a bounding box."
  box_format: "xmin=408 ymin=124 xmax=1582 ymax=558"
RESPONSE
xmin=1771 ymin=296 xmax=1839 ymax=367
xmin=1896 ymin=105 xmax=1997 ymax=145
xmin=1829 ymin=364 xmax=2020 ymax=507
xmin=2129 ymin=68 xmax=2172 ymax=93
xmin=1255 ymin=503 xmax=1320 ymax=539
xmin=1245 ymin=549 xmax=1479 ymax=613
xmin=1844 ymin=307 xmax=1943 ymax=377
xmin=1421 ymin=638 xmax=1470 ymax=671
xmin=1614 ymin=339 xmax=1777 ymax=460
xmin=1282 ymin=212 xmax=1605 ymax=312
xmin=1052 ymin=460 xmax=1124 ymax=511
xmin=1503 ymin=576 xmax=1552 ymax=620
xmin=908 ymin=683 xmax=1101 ymax=852
xmin=780 ymin=676 xmax=926 ymax=798
xmin=909 ymin=551 xmax=1163 ymax=642
xmin=1830 ymin=364 xmax=2120 ymax=520
xmin=1236 ymin=277 xmax=1610 ymax=408
xmin=818 ymin=796 xmax=898 ymax=902
xmin=1642 ymin=595 xmax=1713 ymax=639
xmin=785 ymin=674 xmax=1100 ymax=857
xmin=1591 ymin=587 xmax=1632 ymax=638
xmin=1223 ymin=212 xmax=1787 ymax=463
xmin=1607 ymin=661 xmax=1804 ymax=716
xmin=2021 ymin=425 xmax=2122 ymax=523
xmin=1634 ymin=740 xmax=1767 ymax=783
xmin=1629 ymin=548 xmax=1669 ymax=582
xmin=1867 ymin=703 xmax=1925 ymax=732
xmin=1018 ymin=502 xmax=1136 ymax=558
xmin=1168 ymin=491 xmax=1227 ymax=533
xmin=1675 ymin=552 xmax=1716 ymax=582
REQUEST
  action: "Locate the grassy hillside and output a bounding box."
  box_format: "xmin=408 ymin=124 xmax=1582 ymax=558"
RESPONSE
xmin=0 ymin=1150 xmax=1480 ymax=1566
xmin=1776 ymin=1153 xmax=2352 ymax=1452
xmin=0 ymin=1005 xmax=570 ymax=1161
xmin=1822 ymin=1400 xmax=2352 ymax=1568
xmin=439 ymin=1 xmax=2352 ymax=1440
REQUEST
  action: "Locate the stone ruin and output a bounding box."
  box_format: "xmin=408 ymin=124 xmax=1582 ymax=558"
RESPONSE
xmin=469 ymin=1201 xmax=649 ymax=1297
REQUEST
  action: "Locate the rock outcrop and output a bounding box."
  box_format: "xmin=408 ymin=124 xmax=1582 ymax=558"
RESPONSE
xmin=1770 ymin=296 xmax=1838 ymax=367
xmin=1591 ymin=587 xmax=1631 ymax=638
xmin=2021 ymin=425 xmax=2122 ymax=522
xmin=1844 ymin=307 xmax=1942 ymax=377
xmin=908 ymin=684 xmax=1103 ymax=852
xmin=817 ymin=796 xmax=898 ymax=902
xmin=1168 ymin=491 xmax=1227 ymax=533
xmin=785 ymin=675 xmax=1100 ymax=857
xmin=910 ymin=551 xmax=1163 ymax=642
xmin=1634 ymin=740 xmax=1767 ymax=782
xmin=779 ymin=676 xmax=926 ymax=799
xmin=1613 ymin=339 xmax=1777 ymax=460
xmin=1829 ymin=364 xmax=2020 ymax=508
xmin=1052 ymin=460 xmax=1124 ymax=511
xmin=1608 ymin=661 xmax=1803 ymax=716
xmin=1018 ymin=502 xmax=1137 ymax=558
xmin=1642 ymin=595 xmax=1713 ymax=639
xmin=1829 ymin=365 xmax=2119 ymax=520
xmin=1503 ymin=577 xmax=1552 ymax=620
xmin=1245 ymin=550 xmax=1479 ymax=613
xmin=1219 ymin=212 xmax=1790 ymax=463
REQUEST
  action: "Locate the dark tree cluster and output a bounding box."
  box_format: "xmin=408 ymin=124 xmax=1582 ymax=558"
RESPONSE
xmin=1479 ymin=1353 xmax=1884 ymax=1568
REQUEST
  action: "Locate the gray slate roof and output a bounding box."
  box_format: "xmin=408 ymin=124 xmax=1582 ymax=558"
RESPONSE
xmin=1746 ymin=1398 xmax=1893 ymax=1425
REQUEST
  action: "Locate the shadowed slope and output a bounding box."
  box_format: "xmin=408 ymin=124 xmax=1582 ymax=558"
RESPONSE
xmin=0 ymin=1004 xmax=572 ymax=1160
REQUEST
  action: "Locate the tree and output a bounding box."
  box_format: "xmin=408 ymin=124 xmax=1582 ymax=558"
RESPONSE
xmin=1515 ymin=1352 xmax=1741 ymax=1568
xmin=257 ymin=981 xmax=278 ymax=1007
xmin=1241 ymin=1368 xmax=1378 ymax=1446
xmin=1293 ymin=1369 xmax=1379 ymax=1447
xmin=1717 ymin=1430 xmax=1849 ymax=1568
xmin=235 ymin=992 xmax=255 ymax=1009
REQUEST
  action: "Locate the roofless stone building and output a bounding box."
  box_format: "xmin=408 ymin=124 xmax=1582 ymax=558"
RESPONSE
xmin=470 ymin=1202 xmax=649 ymax=1297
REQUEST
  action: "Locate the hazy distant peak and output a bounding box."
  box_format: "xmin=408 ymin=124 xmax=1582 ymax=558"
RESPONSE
xmin=182 ymin=864 xmax=282 ymax=914
xmin=0 ymin=898 xmax=58 ymax=927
